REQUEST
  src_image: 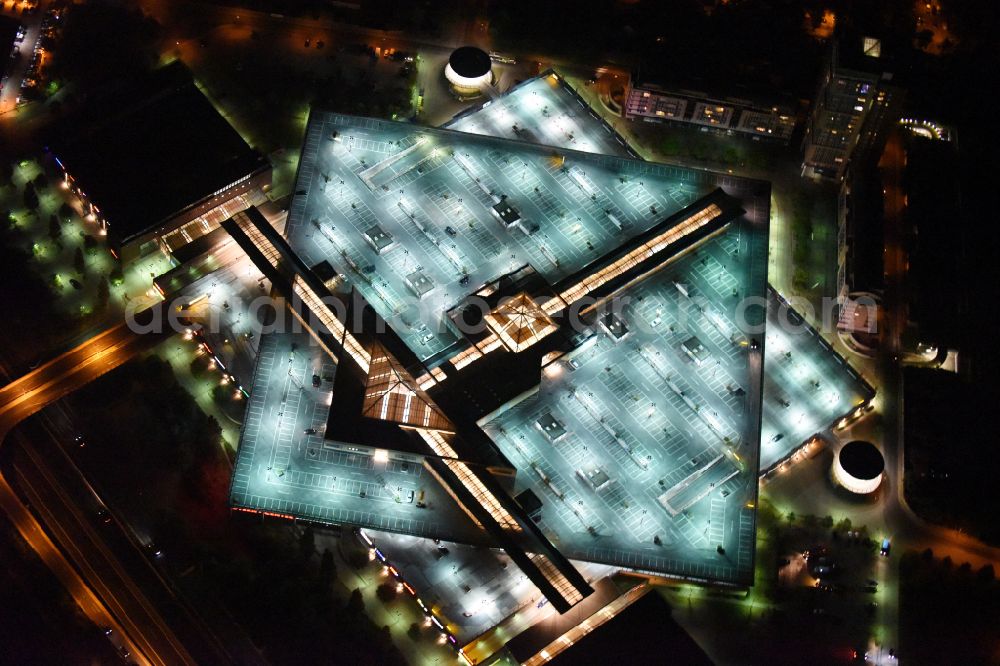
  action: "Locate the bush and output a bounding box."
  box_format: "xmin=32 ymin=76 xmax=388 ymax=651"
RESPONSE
xmin=24 ymin=182 xmax=39 ymax=210
xmin=346 ymin=588 xmax=364 ymax=614
xmin=212 ymin=384 xmax=233 ymax=403
xmin=376 ymin=582 xmax=398 ymax=603
xmin=347 ymin=549 xmax=369 ymax=570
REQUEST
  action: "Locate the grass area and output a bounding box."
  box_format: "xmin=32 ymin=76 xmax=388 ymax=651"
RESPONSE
xmin=170 ymin=29 xmax=419 ymax=167
xmin=681 ymin=500 xmax=877 ymax=664
xmin=899 ymin=549 xmax=1000 ymax=665
xmin=904 ymin=366 xmax=1000 ymax=546
xmin=64 ymin=355 xmax=406 ymax=665
xmin=1 ymin=157 xmax=125 ymax=349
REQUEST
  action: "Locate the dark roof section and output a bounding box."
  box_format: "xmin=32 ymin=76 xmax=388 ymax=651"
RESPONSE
xmin=545 ymin=588 xmax=713 ymax=666
xmin=506 ymin=578 xmax=624 ymax=662
xmin=839 ymin=441 xmax=885 ymax=480
xmin=448 ymin=46 xmax=491 ymax=79
xmin=51 ymin=61 xmax=267 ymax=242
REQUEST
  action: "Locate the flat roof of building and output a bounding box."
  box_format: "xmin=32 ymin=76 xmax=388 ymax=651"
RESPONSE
xmin=544 ymin=587 xmax=712 ymax=666
xmin=225 ymin=70 xmax=883 ymax=606
xmin=449 ymin=46 xmax=492 ymax=79
xmin=447 ymin=70 xmax=637 ymax=158
xmin=838 ymin=440 xmax=884 ymax=480
xmin=50 ymin=61 xmax=267 ymax=242
xmin=446 ymin=70 xmax=873 ymax=473
xmin=228 ymin=74 xmax=773 ymax=594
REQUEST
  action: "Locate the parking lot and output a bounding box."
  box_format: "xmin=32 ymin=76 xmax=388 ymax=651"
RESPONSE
xmin=220 ymin=67 xmax=881 ymax=600
xmin=448 ymin=71 xmax=873 ymax=473
xmin=284 ymin=109 xmax=746 ymax=361
xmin=228 ymin=328 xmax=485 ymax=543
xmin=481 ymin=223 xmax=761 ymax=584
xmin=446 ymin=72 xmax=634 ymax=158
xmin=759 ymin=289 xmax=875 ymax=470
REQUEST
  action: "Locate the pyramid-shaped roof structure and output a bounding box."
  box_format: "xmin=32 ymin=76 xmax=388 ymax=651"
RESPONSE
xmin=484 ymin=292 xmax=558 ymax=353
xmin=362 ymin=341 xmax=455 ymax=432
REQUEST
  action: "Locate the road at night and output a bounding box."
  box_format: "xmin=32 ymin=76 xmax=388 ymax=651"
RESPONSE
xmin=0 ymin=312 xmax=190 ymax=666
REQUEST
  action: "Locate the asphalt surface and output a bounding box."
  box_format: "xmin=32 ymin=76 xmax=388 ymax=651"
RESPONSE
xmin=0 ymin=316 xmax=186 ymax=666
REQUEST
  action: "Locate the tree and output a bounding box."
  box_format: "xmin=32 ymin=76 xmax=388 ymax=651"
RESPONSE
xmin=23 ymin=182 xmax=39 ymax=210
xmin=48 ymin=214 xmax=61 ymax=242
xmin=376 ymin=581 xmax=397 ymax=603
xmin=59 ymin=202 xmax=74 ymax=220
xmin=212 ymin=384 xmax=232 ymax=403
xmin=299 ymin=526 xmax=315 ymax=561
xmin=33 ymin=172 xmax=49 ymax=190
xmin=74 ymin=247 xmax=85 ymax=274
xmin=110 ymin=264 xmax=124 ymax=286
xmin=49 ymin=0 xmax=162 ymax=87
xmin=407 ymin=622 xmax=421 ymax=642
xmin=347 ymin=549 xmax=369 ymax=569
xmin=346 ymin=588 xmax=364 ymax=614
xmin=0 ymin=161 xmax=13 ymax=186
xmin=96 ymin=275 xmax=110 ymax=311
xmin=83 ymin=234 xmax=97 ymax=255
xmin=319 ymin=549 xmax=336 ymax=587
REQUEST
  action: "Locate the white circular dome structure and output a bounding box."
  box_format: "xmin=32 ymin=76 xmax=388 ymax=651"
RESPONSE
xmin=832 ymin=440 xmax=885 ymax=494
xmin=445 ymin=46 xmax=493 ymax=97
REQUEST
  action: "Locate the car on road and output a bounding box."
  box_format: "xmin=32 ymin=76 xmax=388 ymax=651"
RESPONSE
xmin=880 ymin=538 xmax=891 ymax=556
xmin=96 ymin=508 xmax=112 ymax=525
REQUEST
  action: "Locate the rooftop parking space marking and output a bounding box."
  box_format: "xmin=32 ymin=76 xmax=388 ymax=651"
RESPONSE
xmin=229 ymin=330 xmax=485 ymax=542
xmin=480 ymin=226 xmax=761 ymax=582
xmin=285 ymin=111 xmax=741 ymax=361
xmin=449 ymin=71 xmax=872 ymax=472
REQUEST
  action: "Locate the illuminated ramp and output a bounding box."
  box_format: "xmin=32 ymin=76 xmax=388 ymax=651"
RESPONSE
xmin=222 ymin=207 xmax=592 ymax=613
xmin=541 ymin=188 xmax=743 ymax=315
xmin=221 ymin=207 xmax=371 ymax=372
xmin=657 ymin=455 xmax=739 ymax=517
xmin=416 ymin=428 xmax=592 ymax=613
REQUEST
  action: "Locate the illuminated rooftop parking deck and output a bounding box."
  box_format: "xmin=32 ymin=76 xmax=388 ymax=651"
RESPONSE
xmin=760 ymin=290 xmax=874 ymax=471
xmin=451 ymin=70 xmax=875 ymax=472
xmin=227 ymin=83 xmax=771 ymax=590
xmin=446 ymin=71 xmax=638 ymax=158
xmin=284 ymin=111 xmax=744 ymax=362
xmin=228 ymin=69 xmax=877 ymax=605
xmin=481 ymin=219 xmax=765 ymax=584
